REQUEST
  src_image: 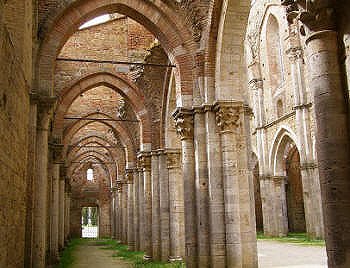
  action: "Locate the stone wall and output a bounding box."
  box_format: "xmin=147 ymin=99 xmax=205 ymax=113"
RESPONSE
xmin=0 ymin=1 xmax=33 ymax=267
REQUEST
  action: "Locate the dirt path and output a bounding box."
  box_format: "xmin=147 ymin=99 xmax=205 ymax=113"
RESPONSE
xmin=71 ymin=240 xmax=132 ymax=268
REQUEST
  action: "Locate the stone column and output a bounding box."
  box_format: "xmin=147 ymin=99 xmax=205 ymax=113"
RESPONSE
xmin=110 ymin=187 xmax=116 ymax=239
xmin=138 ymin=167 xmax=145 ymax=250
xmin=173 ymin=108 xmax=197 ymax=267
xmin=151 ymin=152 xmax=161 ymax=260
xmin=214 ymin=102 xmax=257 ymax=268
xmin=50 ymin=143 xmax=62 ymax=263
xmin=133 ymin=168 xmax=140 ymax=250
xmin=167 ymin=149 xmax=185 ymax=261
xmin=126 ymin=169 xmax=135 ymax=250
xmin=291 ymin=2 xmax=350 ymax=266
xmin=193 ymin=108 xmax=210 ymax=267
xmin=271 ymin=176 xmax=288 ymax=236
xmin=285 ymin=15 xmax=324 ymax=239
xmin=122 ymin=182 xmax=128 ymax=244
xmin=64 ymin=188 xmax=71 ymax=242
xmin=111 ymin=187 xmax=118 ymax=240
xmin=204 ymin=105 xmax=226 ymax=267
xmin=116 ymin=183 xmax=123 ymax=241
xmin=158 ymin=150 xmax=171 ymax=262
xmin=59 ymin=171 xmax=65 ymax=248
xmin=33 ymin=101 xmax=52 ymax=268
xmin=138 ymin=152 xmax=152 ymax=260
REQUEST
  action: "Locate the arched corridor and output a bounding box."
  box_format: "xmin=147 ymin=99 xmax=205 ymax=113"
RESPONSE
xmin=2 ymin=1 xmax=350 ymax=268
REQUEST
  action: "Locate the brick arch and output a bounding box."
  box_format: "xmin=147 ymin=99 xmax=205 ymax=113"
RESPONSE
xmin=215 ymin=0 xmax=250 ymax=100
xmin=69 ymin=152 xmax=111 ymax=175
xmin=63 ymin=114 xmax=136 ymax=164
xmin=68 ymin=136 xmax=126 ymax=180
xmin=68 ymin=136 xmax=121 ymax=162
xmin=54 ymin=72 xmax=149 ymax=146
xmin=36 ymin=0 xmax=198 ymax=107
xmin=69 ymin=151 xmax=114 ymax=183
xmin=68 ymin=140 xmax=118 ymax=166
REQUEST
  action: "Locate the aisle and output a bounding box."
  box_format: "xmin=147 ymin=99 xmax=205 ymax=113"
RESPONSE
xmin=71 ymin=239 xmax=132 ymax=268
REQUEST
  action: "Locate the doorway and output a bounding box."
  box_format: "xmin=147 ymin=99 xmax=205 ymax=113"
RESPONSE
xmin=81 ymin=206 xmax=99 ymax=238
xmin=285 ymin=147 xmax=306 ymax=233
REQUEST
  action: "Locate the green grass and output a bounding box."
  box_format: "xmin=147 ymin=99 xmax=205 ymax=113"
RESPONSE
xmin=54 ymin=238 xmax=83 ymax=268
xmin=257 ymin=232 xmax=325 ymax=246
xmin=98 ymin=239 xmax=186 ymax=268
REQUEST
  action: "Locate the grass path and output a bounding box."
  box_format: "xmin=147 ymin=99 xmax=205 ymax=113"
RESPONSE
xmin=70 ymin=239 xmax=132 ymax=268
xmin=55 ymin=239 xmax=185 ymax=268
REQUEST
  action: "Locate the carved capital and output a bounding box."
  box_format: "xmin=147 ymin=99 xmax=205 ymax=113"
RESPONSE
xmin=166 ymin=150 xmax=181 ymax=169
xmin=286 ymin=47 xmax=304 ymax=62
xmin=173 ymin=108 xmax=194 ymax=140
xmin=300 ymin=161 xmax=318 ymax=170
xmin=272 ymin=175 xmax=288 ymax=184
xmin=248 ymin=79 xmax=263 ymax=91
xmin=65 ymin=178 xmax=71 ymax=193
xmin=116 ymin=182 xmax=123 ymax=193
xmin=138 ymin=152 xmax=151 ymax=170
xmin=111 ymin=186 xmax=117 ymax=193
xmin=60 ymin=165 xmax=67 ymax=180
xmin=282 ymin=0 xmax=336 ymax=32
xmin=214 ymin=102 xmax=243 ymax=133
xmin=49 ymin=137 xmax=64 ymax=163
xmin=125 ymin=169 xmax=134 ymax=183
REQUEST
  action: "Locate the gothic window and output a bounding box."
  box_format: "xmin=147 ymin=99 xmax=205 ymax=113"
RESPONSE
xmin=87 ymin=168 xmax=94 ymax=181
xmin=266 ymin=14 xmax=284 ymax=93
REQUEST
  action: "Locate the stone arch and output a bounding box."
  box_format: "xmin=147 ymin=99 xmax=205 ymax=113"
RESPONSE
xmin=269 ymin=126 xmax=300 ymax=175
xmin=215 ymin=0 xmax=251 ymax=101
xmin=36 ymin=0 xmax=199 ymax=107
xmin=53 ymin=72 xmax=150 ymax=147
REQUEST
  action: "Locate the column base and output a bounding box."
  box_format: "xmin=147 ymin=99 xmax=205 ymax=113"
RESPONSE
xmin=127 ymin=243 xmax=136 ymax=251
xmin=169 ymin=256 xmax=183 ymax=262
xmin=143 ymin=255 xmax=153 ymax=260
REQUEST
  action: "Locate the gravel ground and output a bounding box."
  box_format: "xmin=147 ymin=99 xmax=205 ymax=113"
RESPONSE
xmin=258 ymin=240 xmax=328 ymax=268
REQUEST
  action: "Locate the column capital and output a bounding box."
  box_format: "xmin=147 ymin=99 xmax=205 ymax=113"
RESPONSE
xmin=49 ymin=139 xmax=64 ymax=164
xmin=59 ymin=165 xmax=67 ymax=180
xmin=300 ymin=161 xmax=318 ymax=170
xmin=111 ymin=186 xmax=118 ymax=193
xmin=165 ymin=149 xmax=181 ymax=169
xmin=272 ymin=175 xmax=288 ymax=184
xmin=116 ymin=182 xmax=123 ymax=193
xmin=281 ymin=0 xmax=336 ymax=33
xmin=138 ymin=152 xmax=152 ymax=171
xmin=286 ymin=46 xmax=304 ymax=62
xmin=172 ymin=108 xmax=194 ymax=140
xmin=214 ymin=101 xmax=243 ymax=133
xmin=125 ymin=169 xmax=134 ymax=184
xmin=248 ymin=78 xmax=263 ymax=91
xmin=64 ymin=178 xmax=71 ymax=193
